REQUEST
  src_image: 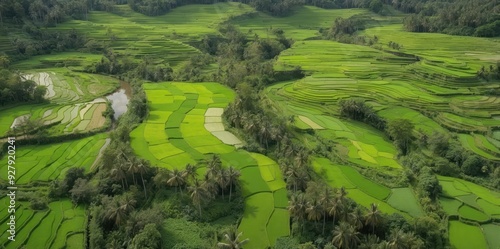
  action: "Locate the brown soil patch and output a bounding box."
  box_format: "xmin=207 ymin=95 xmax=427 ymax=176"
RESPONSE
xmin=86 ymin=104 xmax=106 ymax=130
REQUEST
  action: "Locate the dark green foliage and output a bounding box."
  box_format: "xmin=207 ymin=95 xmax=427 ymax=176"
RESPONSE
xmin=368 ymin=0 xmax=383 ymax=13
xmin=386 ymin=119 xmax=414 ymax=155
xmin=433 ymin=158 xmax=460 ymax=177
xmin=397 ymin=0 xmax=500 ymax=36
xmin=134 ymin=57 xmax=173 ymax=82
xmin=275 ymin=237 xmax=300 ymax=249
xmin=328 ymin=16 xmax=368 ymax=38
xmin=428 ymin=132 xmax=450 ymax=157
xmin=249 ymin=0 xmax=303 ymax=16
xmin=130 ymin=224 xmax=162 ymax=249
xmin=461 ymin=155 xmax=486 ymax=177
xmin=29 ymin=197 xmax=48 ymax=210
xmin=70 ymin=178 xmax=96 ymax=204
xmin=0 ymin=69 xmax=48 ymax=105
xmin=475 ymin=20 xmax=500 ymax=37
xmin=338 ymin=98 xmax=386 ymax=130
xmin=417 ymin=167 xmax=442 ymax=200
xmin=63 ymin=167 xmax=85 ymax=189
xmin=175 ymin=54 xmax=214 ymax=82
xmin=477 ymin=62 xmax=500 ymax=81
xmin=414 ymin=216 xmax=446 ymax=249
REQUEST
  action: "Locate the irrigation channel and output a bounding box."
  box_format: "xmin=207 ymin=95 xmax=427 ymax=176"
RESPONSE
xmin=90 ymin=80 xmax=132 ymax=170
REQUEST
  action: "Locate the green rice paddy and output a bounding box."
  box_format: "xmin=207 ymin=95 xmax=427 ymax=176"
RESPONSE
xmin=1 ymin=2 xmax=500 ymax=248
xmin=261 ymin=17 xmax=500 ymax=248
xmin=438 ymin=176 xmax=500 ymax=246
xmin=449 ymin=221 xmax=488 ymax=249
xmin=130 ymin=82 xmax=288 ymax=248
xmin=0 ymin=134 xmax=107 ymax=183
xmin=312 ymin=158 xmax=420 ymax=218
xmin=0 ymin=199 xmax=86 ymax=249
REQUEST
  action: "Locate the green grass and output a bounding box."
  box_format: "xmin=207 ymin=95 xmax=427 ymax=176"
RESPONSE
xmin=449 ymin=221 xmax=488 ymax=249
xmin=387 ymin=188 xmax=424 ymax=217
xmin=162 ymin=218 xmax=212 ymax=249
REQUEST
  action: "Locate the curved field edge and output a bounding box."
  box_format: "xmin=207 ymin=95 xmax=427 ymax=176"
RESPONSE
xmin=130 ymin=82 xmax=288 ymax=248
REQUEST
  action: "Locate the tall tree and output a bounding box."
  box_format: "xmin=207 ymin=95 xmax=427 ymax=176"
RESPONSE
xmin=226 ymin=166 xmax=241 ymax=202
xmin=319 ymin=186 xmax=334 ymax=234
xmin=188 ymin=180 xmax=210 ymax=216
xmin=167 ymin=168 xmax=186 ymax=194
xmin=217 ymin=230 xmax=249 ymax=249
xmin=332 ymin=221 xmax=361 ymax=249
xmin=365 ymin=203 xmax=381 ymax=234
xmin=386 ymin=119 xmax=414 ymax=155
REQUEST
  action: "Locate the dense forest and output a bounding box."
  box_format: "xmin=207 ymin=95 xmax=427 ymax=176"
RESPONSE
xmin=1 ymin=0 xmax=499 ymax=36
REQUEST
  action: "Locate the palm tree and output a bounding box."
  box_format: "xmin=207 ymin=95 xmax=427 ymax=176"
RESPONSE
xmin=327 ymin=197 xmax=342 ymax=227
xmin=106 ymin=200 xmax=127 ymax=226
xmin=183 ymin=163 xmax=198 ymax=183
xmin=205 ymin=154 xmax=222 ymax=181
xmin=119 ymin=194 xmax=136 ymax=214
xmin=286 ymin=164 xmax=308 ymax=192
xmin=337 ymin=186 xmax=348 ymax=219
xmin=167 ymin=168 xmax=186 ymax=194
xmin=216 ymin=168 xmax=229 ymax=200
xmin=226 ymin=166 xmax=240 ymax=202
xmin=137 ymin=160 xmax=149 ymax=198
xmin=306 ymin=199 xmax=323 ymax=225
xmin=360 ymin=234 xmax=380 ymax=249
xmin=319 ymin=186 xmax=334 ymax=234
xmin=288 ymin=193 xmax=307 ymax=233
xmin=388 ymin=229 xmax=406 ymax=249
xmin=332 ymin=221 xmax=361 ymax=249
xmin=188 ymin=180 xmax=210 ymax=216
xmin=388 ymin=229 xmax=423 ymax=249
xmin=110 ymin=164 xmax=127 ymax=189
xmin=259 ymin=118 xmax=272 ymax=148
xmin=365 ymin=203 xmax=381 ymax=234
xmin=127 ymin=160 xmax=139 ymax=186
xmin=348 ymin=208 xmax=364 ymax=230
xmin=217 ymin=230 xmax=249 ymax=249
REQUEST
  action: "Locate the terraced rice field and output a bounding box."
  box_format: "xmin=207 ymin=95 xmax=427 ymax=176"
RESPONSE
xmin=0 ymin=199 xmax=86 ymax=249
xmin=265 ymin=94 xmax=404 ymax=170
xmin=12 ymin=52 xmax=103 ymax=71
xmin=231 ymin=6 xmax=369 ymax=40
xmin=438 ymin=175 xmax=500 ymax=246
xmin=267 ymin=37 xmax=500 ymax=151
xmin=262 ymin=20 xmax=500 ymax=246
xmin=449 ymin=221 xmax=488 ymax=249
xmin=26 ymin=69 xmax=118 ymax=104
xmin=50 ymin=3 xmax=254 ymax=67
xmin=130 ymin=82 xmax=288 ymax=248
xmin=0 ymin=134 xmax=108 ymax=184
xmin=0 ymin=68 xmax=117 ymax=137
xmin=312 ymin=158 xmax=421 ymax=218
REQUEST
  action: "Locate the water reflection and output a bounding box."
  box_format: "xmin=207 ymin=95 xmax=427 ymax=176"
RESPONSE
xmin=106 ymin=81 xmax=132 ymax=120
